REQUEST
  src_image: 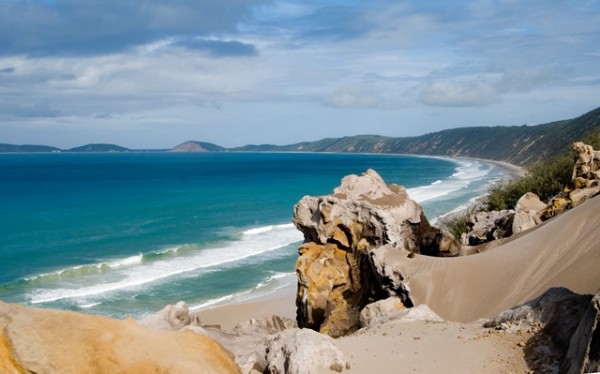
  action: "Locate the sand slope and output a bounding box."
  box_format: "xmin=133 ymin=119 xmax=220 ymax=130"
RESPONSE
xmin=400 ymin=195 xmax=600 ymax=322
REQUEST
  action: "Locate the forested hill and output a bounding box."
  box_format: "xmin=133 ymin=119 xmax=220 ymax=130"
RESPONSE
xmin=234 ymin=106 xmax=600 ymax=166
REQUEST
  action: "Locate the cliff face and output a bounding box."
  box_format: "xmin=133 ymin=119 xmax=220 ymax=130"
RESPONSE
xmin=0 ymin=302 xmax=240 ymax=374
xmin=293 ymin=169 xmax=459 ymax=337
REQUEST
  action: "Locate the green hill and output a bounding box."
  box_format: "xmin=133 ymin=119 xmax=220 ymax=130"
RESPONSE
xmin=168 ymin=141 xmax=225 ymax=152
xmin=233 ymin=106 xmax=600 ymax=166
xmin=65 ymin=144 xmax=130 ymax=152
xmin=0 ymin=143 xmax=61 ymax=153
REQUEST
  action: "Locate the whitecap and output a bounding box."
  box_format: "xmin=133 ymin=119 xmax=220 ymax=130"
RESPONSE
xmin=27 ymin=225 xmax=302 ymax=304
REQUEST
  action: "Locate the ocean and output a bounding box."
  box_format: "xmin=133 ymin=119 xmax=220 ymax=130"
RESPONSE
xmin=0 ymin=152 xmax=508 ymax=319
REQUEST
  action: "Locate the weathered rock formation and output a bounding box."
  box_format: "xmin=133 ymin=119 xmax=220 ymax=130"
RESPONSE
xmin=359 ymin=298 xmax=443 ymax=329
xmin=571 ymin=141 xmax=600 ymax=181
xmin=461 ymin=209 xmax=515 ymax=245
xmin=512 ymin=192 xmax=546 ymax=234
xmin=293 ymin=169 xmax=460 ymax=337
xmin=263 ymin=328 xmax=349 ymax=374
xmin=560 ymin=289 xmax=600 ymax=374
xmin=544 ymin=142 xmax=600 ymax=218
xmin=484 ymin=288 xmax=600 ymax=374
xmin=0 ymin=301 xmax=239 ymax=374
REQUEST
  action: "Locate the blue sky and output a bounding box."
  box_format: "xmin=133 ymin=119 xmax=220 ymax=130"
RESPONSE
xmin=1 ymin=0 xmax=599 ymax=148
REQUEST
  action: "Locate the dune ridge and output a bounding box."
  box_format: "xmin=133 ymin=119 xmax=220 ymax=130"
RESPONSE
xmin=400 ymin=194 xmax=600 ymax=322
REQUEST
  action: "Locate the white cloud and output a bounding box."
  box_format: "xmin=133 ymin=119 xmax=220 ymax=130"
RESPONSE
xmin=418 ymin=78 xmax=497 ymax=107
xmin=0 ymin=0 xmax=599 ymax=147
xmin=325 ymin=87 xmax=380 ymax=109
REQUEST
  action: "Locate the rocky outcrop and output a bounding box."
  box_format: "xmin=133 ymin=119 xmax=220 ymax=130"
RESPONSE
xmin=484 ymin=288 xmax=600 ymax=374
xmin=512 ymin=192 xmax=546 ymax=234
xmin=571 ymin=141 xmax=600 ymax=181
xmin=264 ymin=328 xmax=349 ymax=374
xmin=560 ymin=290 xmax=600 ymax=374
xmin=544 ymin=142 xmax=600 ymax=218
xmin=461 ymin=210 xmax=515 ymax=245
xmin=359 ymin=298 xmax=443 ymax=328
xmin=293 ymin=169 xmax=459 ymax=337
xmin=484 ymin=288 xmax=591 ymax=347
xmin=0 ymin=301 xmax=239 ymax=374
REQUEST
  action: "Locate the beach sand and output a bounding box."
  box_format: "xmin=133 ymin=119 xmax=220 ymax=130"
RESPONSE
xmin=196 ymin=183 xmax=600 ymax=374
xmin=198 ymin=287 xmax=297 ymax=330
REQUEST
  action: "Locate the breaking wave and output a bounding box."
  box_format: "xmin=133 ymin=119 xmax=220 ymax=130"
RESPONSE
xmin=23 ymin=224 xmax=302 ymax=305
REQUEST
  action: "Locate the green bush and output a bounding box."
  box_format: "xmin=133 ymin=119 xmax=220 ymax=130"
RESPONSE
xmin=486 ymin=154 xmax=572 ymax=210
xmin=441 ymin=213 xmax=470 ymax=240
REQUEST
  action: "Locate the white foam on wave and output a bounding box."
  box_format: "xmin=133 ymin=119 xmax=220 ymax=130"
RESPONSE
xmin=28 ymin=224 xmax=302 ymax=305
xmin=107 ymin=253 xmax=143 ymax=268
xmin=79 ymin=301 xmax=102 ymax=309
xmin=407 ymin=160 xmax=493 ymax=203
xmin=243 ymin=223 xmax=294 ymax=236
xmin=24 ymin=253 xmax=144 ymax=282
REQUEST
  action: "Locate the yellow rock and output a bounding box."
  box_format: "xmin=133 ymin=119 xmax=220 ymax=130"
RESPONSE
xmin=0 ymin=302 xmax=240 ymax=374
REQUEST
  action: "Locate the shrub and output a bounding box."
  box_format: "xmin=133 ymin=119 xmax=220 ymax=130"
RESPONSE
xmin=441 ymin=213 xmax=469 ymax=240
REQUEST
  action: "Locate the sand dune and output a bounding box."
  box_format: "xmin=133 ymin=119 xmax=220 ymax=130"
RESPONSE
xmin=400 ymin=195 xmax=600 ymax=322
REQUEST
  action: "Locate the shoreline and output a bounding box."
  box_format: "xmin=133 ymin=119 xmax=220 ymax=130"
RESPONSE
xmin=464 ymin=157 xmax=526 ymax=179
xmin=196 ymin=285 xmax=297 ymax=330
xmin=194 ymin=155 xmax=526 ymax=329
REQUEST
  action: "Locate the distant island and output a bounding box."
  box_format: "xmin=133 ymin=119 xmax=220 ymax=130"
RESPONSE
xmin=2 ymin=105 xmax=599 ymax=166
xmin=168 ymin=141 xmax=225 ymax=153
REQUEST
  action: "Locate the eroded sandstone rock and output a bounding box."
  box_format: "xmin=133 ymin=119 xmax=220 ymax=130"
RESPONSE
xmin=462 ymin=210 xmax=515 ymax=245
xmin=264 ymin=328 xmax=349 ymax=374
xmin=0 ymin=301 xmax=240 ymax=374
xmin=294 ymin=169 xmax=459 ymax=336
xmin=512 ymin=192 xmax=546 ymax=234
xmin=572 ymin=141 xmax=600 ymax=181
xmin=545 ymin=142 xmax=600 ymax=218
xmin=359 ymin=298 xmax=443 ymax=328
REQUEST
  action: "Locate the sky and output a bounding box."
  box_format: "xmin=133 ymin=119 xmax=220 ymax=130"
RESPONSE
xmin=1 ymin=0 xmax=599 ymax=149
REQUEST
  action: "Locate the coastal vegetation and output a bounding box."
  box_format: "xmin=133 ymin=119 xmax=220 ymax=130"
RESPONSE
xmin=487 ymin=128 xmax=600 ymax=211
xmin=442 ymin=128 xmax=600 ymax=239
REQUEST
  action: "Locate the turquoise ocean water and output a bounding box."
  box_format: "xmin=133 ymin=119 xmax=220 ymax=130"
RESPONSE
xmin=0 ymin=152 xmax=507 ymax=319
